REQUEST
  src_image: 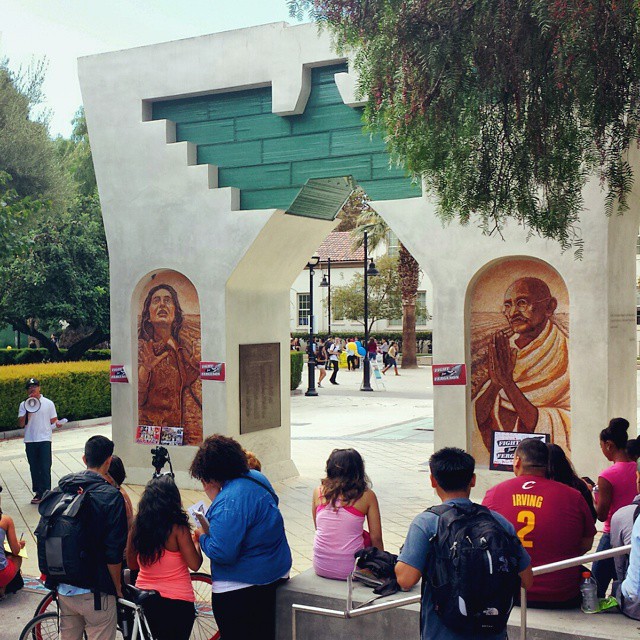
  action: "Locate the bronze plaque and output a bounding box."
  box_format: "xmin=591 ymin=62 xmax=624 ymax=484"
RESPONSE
xmin=239 ymin=343 xmax=281 ymax=434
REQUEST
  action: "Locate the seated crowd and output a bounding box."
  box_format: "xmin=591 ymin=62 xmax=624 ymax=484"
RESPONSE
xmin=3 ymin=417 xmax=640 ymax=640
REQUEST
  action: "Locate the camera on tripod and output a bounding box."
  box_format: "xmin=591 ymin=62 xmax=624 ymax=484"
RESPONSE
xmin=151 ymin=446 xmax=174 ymax=478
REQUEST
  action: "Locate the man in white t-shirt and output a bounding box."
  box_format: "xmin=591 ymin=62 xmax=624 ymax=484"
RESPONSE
xmin=18 ymin=378 xmax=59 ymax=504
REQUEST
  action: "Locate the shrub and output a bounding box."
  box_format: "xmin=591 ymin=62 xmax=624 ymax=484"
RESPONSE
xmin=0 ymin=348 xmax=112 ymax=365
xmin=0 ymin=361 xmax=110 ymax=432
xmin=290 ymin=350 xmax=304 ymax=391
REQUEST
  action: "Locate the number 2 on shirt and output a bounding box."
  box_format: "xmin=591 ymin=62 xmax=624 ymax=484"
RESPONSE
xmin=517 ymin=510 xmax=535 ymax=548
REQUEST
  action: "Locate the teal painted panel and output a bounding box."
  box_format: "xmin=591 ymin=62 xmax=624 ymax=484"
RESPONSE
xmin=152 ymin=99 xmax=210 ymax=123
xmin=219 ymin=163 xmax=291 ymax=190
xmin=305 ymin=81 xmax=344 ymax=108
xmin=289 ymin=103 xmax=364 ymax=135
xmin=235 ymin=114 xmax=291 ymax=141
xmin=263 ymin=133 xmax=330 ymax=163
xmin=292 ymin=155 xmax=371 ymax=184
xmin=312 ymin=64 xmax=348 ymax=85
xmin=177 ymin=120 xmax=235 ymax=145
xmin=371 ymin=153 xmax=411 ymax=181
xmin=198 ymin=141 xmax=262 ymax=168
xmin=330 ymin=129 xmax=386 ymax=156
xmin=359 ymin=178 xmax=422 ymax=200
xmin=207 ymin=88 xmax=269 ymax=120
xmin=287 ymin=176 xmax=354 ymax=220
xmin=240 ymin=187 xmax=301 ymax=210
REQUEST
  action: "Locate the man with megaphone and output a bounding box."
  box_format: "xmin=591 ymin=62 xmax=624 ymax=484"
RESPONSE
xmin=18 ymin=378 xmax=59 ymax=505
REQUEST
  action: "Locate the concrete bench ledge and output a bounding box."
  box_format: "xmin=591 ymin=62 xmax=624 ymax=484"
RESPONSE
xmin=276 ymin=570 xmax=640 ymax=640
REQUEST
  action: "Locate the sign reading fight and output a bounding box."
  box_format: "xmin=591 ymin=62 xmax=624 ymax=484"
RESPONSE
xmin=200 ymin=361 xmax=226 ymax=381
xmin=109 ymin=365 xmax=128 ymax=383
xmin=432 ymin=363 xmax=466 ymax=386
xmin=490 ymin=432 xmax=549 ymax=471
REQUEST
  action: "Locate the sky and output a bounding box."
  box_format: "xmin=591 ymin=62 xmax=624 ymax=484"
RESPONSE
xmin=1 ymin=0 xmax=295 ymax=137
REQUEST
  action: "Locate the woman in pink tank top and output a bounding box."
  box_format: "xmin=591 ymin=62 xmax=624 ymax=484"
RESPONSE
xmin=312 ymin=448 xmax=384 ymax=580
xmin=593 ymin=418 xmax=637 ymax=597
xmin=126 ymin=476 xmax=203 ymax=640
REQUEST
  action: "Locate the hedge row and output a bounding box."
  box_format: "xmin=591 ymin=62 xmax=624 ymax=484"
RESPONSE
xmin=0 ymin=348 xmax=111 ymax=366
xmin=290 ymin=351 xmax=304 ymax=390
xmin=0 ymin=361 xmax=110 ymax=432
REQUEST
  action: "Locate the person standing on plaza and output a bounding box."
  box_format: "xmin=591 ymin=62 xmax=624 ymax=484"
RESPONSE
xmin=18 ymin=378 xmax=59 ymax=505
xmin=328 ymin=337 xmax=341 ymax=385
xmin=382 ymin=341 xmax=400 ymax=376
xmin=367 ymin=337 xmax=378 ymax=362
xmin=316 ymin=338 xmax=328 ymax=387
xmin=346 ymin=338 xmax=358 ymax=371
xmin=380 ymin=338 xmax=389 ymax=366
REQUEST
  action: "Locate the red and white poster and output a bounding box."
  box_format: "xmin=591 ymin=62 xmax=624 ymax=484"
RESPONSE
xmin=110 ymin=364 xmax=129 ymax=383
xmin=432 ymin=363 xmax=467 ymax=386
xmin=200 ymin=361 xmax=225 ymax=381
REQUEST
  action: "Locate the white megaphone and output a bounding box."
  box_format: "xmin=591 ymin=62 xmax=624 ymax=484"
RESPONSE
xmin=25 ymin=396 xmax=41 ymax=413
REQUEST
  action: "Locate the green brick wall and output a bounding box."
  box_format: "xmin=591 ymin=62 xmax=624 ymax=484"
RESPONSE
xmin=152 ymin=65 xmax=421 ymax=210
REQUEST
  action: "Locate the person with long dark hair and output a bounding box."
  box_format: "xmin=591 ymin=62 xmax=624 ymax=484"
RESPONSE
xmin=592 ymin=418 xmax=637 ymax=597
xmin=126 ymin=476 xmax=202 ymax=640
xmin=547 ymin=444 xmax=596 ymax=521
xmin=190 ymin=435 xmax=291 ymax=640
xmin=312 ymin=448 xmax=383 ymax=580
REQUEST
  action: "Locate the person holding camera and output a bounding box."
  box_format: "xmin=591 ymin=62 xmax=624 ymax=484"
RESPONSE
xmin=18 ymin=378 xmax=59 ymax=505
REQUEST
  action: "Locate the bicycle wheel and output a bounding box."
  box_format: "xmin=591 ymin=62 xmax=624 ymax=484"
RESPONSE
xmin=190 ymin=572 xmax=220 ymax=640
xmin=34 ymin=590 xmax=56 ymax=616
xmin=19 ymin=612 xmax=60 ymax=640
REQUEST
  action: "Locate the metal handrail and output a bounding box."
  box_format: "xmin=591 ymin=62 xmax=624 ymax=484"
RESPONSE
xmin=291 ymin=544 xmax=633 ymax=640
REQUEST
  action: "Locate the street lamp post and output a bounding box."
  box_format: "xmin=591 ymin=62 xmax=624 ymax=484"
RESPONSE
xmin=305 ymin=256 xmax=320 ymax=397
xmin=361 ymin=231 xmax=379 ymax=392
xmin=319 ymin=257 xmax=331 ymax=336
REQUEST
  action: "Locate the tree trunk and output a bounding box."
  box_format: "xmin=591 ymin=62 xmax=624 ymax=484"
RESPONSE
xmin=401 ymin=302 xmax=418 ymax=368
xmin=398 ymin=244 xmax=420 ymax=368
xmin=9 ymin=318 xmax=62 ymax=360
xmin=65 ymin=327 xmax=109 ymax=361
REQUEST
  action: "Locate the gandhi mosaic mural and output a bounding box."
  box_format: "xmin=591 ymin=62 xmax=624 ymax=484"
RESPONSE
xmin=471 ymin=259 xmax=570 ymax=464
xmin=137 ymin=270 xmax=202 ymax=446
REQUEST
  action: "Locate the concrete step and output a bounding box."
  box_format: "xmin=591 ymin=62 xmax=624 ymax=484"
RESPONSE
xmin=277 ymin=570 xmax=640 ymax=640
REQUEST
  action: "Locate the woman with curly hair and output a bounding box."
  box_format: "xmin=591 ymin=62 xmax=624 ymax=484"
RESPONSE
xmin=190 ymin=435 xmax=291 ymax=640
xmin=125 ymin=476 xmax=202 ymax=640
xmin=312 ymin=448 xmax=383 ymax=580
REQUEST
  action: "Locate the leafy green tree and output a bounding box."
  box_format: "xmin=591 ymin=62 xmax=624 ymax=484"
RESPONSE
xmin=332 ymin=254 xmax=402 ymax=332
xmin=0 ymin=194 xmax=109 ymax=358
xmin=289 ymin=0 xmax=640 ymax=250
xmin=353 ymin=208 xmax=423 ymax=368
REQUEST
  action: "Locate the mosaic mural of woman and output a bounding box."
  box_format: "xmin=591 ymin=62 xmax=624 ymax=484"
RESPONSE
xmin=470 ymin=259 xmax=570 ymax=465
xmin=137 ymin=271 xmax=202 ymax=446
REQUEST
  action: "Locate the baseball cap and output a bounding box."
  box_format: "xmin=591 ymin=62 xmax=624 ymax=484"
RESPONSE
xmin=25 ymin=378 xmax=40 ymax=389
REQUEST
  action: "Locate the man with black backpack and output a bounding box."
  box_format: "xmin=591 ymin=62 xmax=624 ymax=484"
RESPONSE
xmin=395 ymin=447 xmax=532 ymax=640
xmin=36 ymin=435 xmax=127 ymax=640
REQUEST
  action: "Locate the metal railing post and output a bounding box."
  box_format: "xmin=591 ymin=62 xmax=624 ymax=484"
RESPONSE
xmin=520 ymin=586 xmax=527 ymax=640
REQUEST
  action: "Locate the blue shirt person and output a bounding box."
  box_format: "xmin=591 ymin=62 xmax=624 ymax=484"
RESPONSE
xmin=395 ymin=448 xmax=533 ymax=640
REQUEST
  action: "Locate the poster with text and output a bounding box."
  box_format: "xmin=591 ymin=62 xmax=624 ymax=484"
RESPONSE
xmin=490 ymin=432 xmax=550 ymax=471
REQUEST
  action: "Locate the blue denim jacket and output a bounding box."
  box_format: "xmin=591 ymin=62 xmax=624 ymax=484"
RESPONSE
xmin=199 ymin=470 xmax=291 ymax=585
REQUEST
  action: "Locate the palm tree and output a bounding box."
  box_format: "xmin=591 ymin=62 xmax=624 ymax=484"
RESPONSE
xmin=350 ymin=195 xmax=422 ymax=369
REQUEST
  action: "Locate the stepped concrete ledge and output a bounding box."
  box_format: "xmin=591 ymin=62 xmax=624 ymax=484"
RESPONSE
xmin=276 ymin=570 xmax=640 ymax=640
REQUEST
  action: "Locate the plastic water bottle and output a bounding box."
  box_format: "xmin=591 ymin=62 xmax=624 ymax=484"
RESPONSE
xmin=580 ymin=571 xmax=599 ymax=613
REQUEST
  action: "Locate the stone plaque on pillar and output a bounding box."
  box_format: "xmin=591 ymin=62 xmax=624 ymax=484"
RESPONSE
xmin=239 ymin=343 xmax=281 ymax=434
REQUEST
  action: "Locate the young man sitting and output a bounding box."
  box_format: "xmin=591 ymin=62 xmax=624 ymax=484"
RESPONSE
xmin=396 ymin=447 xmax=532 ymax=640
xmin=483 ymin=438 xmax=595 ymax=608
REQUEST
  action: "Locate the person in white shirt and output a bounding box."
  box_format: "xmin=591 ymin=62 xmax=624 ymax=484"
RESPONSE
xmin=18 ymin=378 xmax=59 ymax=504
xmin=328 ymin=338 xmax=341 ymax=385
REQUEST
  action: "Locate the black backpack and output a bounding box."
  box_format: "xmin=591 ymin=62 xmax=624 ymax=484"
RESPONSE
xmin=35 ymin=487 xmax=98 ymax=589
xmin=425 ymin=503 xmax=522 ymax=635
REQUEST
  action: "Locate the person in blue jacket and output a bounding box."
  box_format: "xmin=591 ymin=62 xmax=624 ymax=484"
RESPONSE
xmin=190 ymin=435 xmax=291 ymax=640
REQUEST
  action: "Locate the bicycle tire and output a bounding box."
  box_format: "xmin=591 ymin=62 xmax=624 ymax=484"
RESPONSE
xmin=34 ymin=590 xmax=56 ymax=617
xmin=19 ymin=612 xmax=60 ymax=640
xmin=190 ymin=572 xmax=220 ymax=640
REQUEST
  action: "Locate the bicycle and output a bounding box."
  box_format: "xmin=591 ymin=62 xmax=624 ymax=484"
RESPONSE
xmin=31 ymin=572 xmax=219 ymax=640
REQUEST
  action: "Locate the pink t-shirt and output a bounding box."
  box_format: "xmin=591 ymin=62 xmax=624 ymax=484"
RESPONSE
xmin=599 ymin=461 xmax=637 ymax=533
xmin=136 ymin=549 xmax=195 ymax=602
xmin=313 ymin=500 xmax=365 ymax=580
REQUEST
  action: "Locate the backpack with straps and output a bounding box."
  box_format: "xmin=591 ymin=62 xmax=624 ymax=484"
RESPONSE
xmin=35 ymin=487 xmax=98 ymax=589
xmin=425 ymin=502 xmax=522 ymax=636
